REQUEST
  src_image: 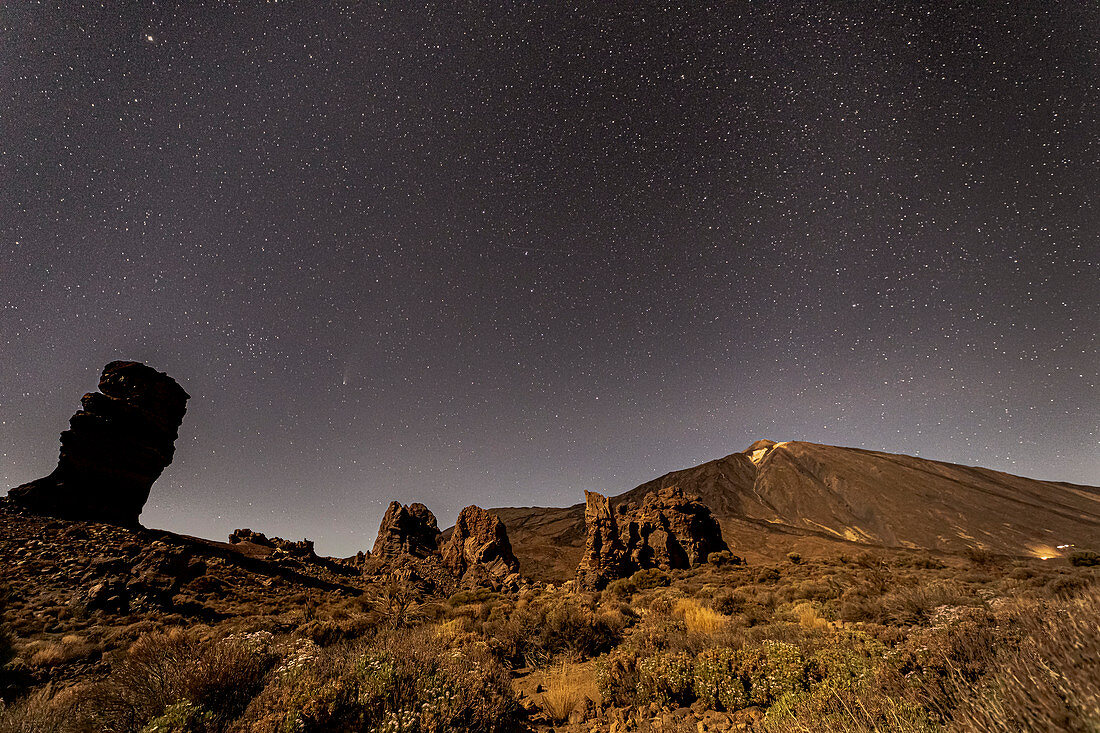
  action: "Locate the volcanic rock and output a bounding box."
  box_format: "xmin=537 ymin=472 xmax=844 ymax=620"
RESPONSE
xmin=576 ymin=486 xmax=728 ymax=590
xmin=576 ymin=490 xmax=631 ymax=590
xmin=441 ymin=505 xmax=520 ymax=581
xmin=372 ymin=501 xmax=441 ymax=559
xmin=8 ymin=361 xmax=189 ymax=525
xmin=619 ymin=486 xmax=728 ymax=568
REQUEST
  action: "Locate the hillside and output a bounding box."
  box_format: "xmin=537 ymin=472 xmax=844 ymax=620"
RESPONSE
xmin=492 ymin=440 xmax=1100 ymax=581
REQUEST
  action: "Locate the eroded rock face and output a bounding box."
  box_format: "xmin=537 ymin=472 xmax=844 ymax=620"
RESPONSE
xmin=8 ymin=361 xmax=189 ymax=525
xmin=371 ymin=501 xmax=441 ymax=558
xmin=576 ymin=486 xmax=728 ymax=590
xmin=441 ymin=505 xmax=520 ymax=581
xmin=576 ymin=490 xmax=631 ymax=591
xmin=618 ymin=486 xmax=728 ymax=568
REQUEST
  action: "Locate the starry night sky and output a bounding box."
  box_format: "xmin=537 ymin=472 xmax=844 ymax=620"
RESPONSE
xmin=1 ymin=2 xmax=1096 ymax=557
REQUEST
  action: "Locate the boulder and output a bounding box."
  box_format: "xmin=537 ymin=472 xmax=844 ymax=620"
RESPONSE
xmin=8 ymin=361 xmax=189 ymax=525
xmin=441 ymin=505 xmax=520 ymax=580
xmin=371 ymin=501 xmax=441 ymax=559
xmin=576 ymin=486 xmax=728 ymax=590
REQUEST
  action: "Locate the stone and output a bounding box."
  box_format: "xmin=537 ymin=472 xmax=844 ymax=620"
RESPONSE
xmin=8 ymin=361 xmax=189 ymax=525
xmin=576 ymin=486 xmax=728 ymax=590
xmin=441 ymin=505 xmax=520 ymax=580
xmin=371 ymin=501 xmax=441 ymax=558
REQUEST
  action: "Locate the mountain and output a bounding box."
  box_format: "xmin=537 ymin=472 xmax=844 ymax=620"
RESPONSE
xmin=491 ymin=440 xmax=1100 ymax=581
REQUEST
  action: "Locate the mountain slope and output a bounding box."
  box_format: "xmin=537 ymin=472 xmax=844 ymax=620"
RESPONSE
xmin=491 ymin=441 xmax=1100 ymax=581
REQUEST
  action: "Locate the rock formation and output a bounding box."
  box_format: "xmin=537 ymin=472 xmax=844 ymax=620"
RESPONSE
xmin=8 ymin=361 xmax=189 ymax=525
xmin=576 ymin=490 xmax=631 ymax=591
xmin=441 ymin=505 xmax=520 ymax=582
xmin=576 ymin=486 xmax=728 ymax=590
xmin=371 ymin=501 xmax=441 ymax=558
xmin=229 ymin=528 xmax=316 ymax=558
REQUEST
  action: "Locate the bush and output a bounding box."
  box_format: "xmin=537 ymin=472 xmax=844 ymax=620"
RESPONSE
xmin=490 ymin=595 xmax=624 ymax=667
xmin=707 ymin=550 xmax=741 ymax=567
xmin=82 ymin=629 xmax=277 ymax=733
xmin=637 ymin=651 xmax=694 ymax=708
xmin=786 ymin=553 xmax=802 ymax=565
xmin=710 ymin=590 xmax=746 ymax=616
xmin=690 ymin=642 xmax=811 ymax=713
xmin=595 ymin=648 xmax=640 ymax=707
xmin=693 ymin=648 xmax=750 ymax=711
xmin=140 ymin=700 xmax=216 ymax=733
xmin=1068 ymin=550 xmax=1099 ymax=567
xmin=237 ymin=629 xmax=519 ymax=733
xmin=604 ymin=577 xmax=637 ymax=599
xmin=630 ymin=569 xmax=670 ymax=591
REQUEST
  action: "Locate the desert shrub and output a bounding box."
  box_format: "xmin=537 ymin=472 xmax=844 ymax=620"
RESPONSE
xmin=238 ymin=628 xmax=518 ymax=733
xmin=140 ymin=700 xmax=216 ymax=733
xmin=692 ymin=647 xmax=750 ymax=711
xmin=1007 ymin=566 xmax=1036 ymax=580
xmin=944 ymin=589 xmax=1100 ymax=732
xmin=0 ymin=688 xmax=82 ymax=733
xmin=604 ymin=577 xmax=637 ymax=599
xmin=900 ymin=554 xmax=947 ymax=570
xmin=754 ymin=567 xmax=781 ymax=584
xmin=630 ymin=568 xmax=670 ymax=590
xmin=1068 ymin=550 xmax=1099 ymax=567
xmin=366 ymin=581 xmax=425 ymax=630
xmin=837 ymin=595 xmax=877 ymax=623
xmin=710 ymin=590 xmax=745 ymax=616
xmin=637 ymin=651 xmax=694 ymax=708
xmin=963 ymin=547 xmax=996 ymax=567
xmin=1042 ymin=573 xmax=1092 ymax=598
xmin=786 ymin=553 xmax=802 ymax=565
xmin=24 ymin=636 xmax=102 ymax=670
xmin=708 ymin=550 xmax=741 ymax=567
xmin=81 ymin=628 xmax=277 ymax=733
xmin=540 ymin=663 xmax=597 ymax=724
xmin=489 ymin=594 xmax=624 ymax=667
xmin=595 ymin=648 xmax=640 ymax=707
xmin=691 ymin=641 xmax=810 ymax=713
xmin=877 ymin=581 xmax=973 ymax=626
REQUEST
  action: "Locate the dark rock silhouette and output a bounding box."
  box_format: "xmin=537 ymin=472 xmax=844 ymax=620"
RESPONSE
xmin=441 ymin=505 xmax=520 ymax=582
xmin=372 ymin=501 xmax=441 ymax=558
xmin=8 ymin=361 xmax=189 ymax=525
xmin=576 ymin=486 xmax=727 ymax=590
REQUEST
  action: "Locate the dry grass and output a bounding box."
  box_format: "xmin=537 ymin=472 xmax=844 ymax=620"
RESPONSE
xmin=944 ymin=590 xmax=1100 ymax=732
xmin=23 ymin=636 xmax=100 ymax=669
xmin=673 ymin=597 xmax=730 ymax=634
xmin=792 ymin=602 xmax=830 ymax=631
xmin=540 ymin=662 xmax=599 ymax=723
